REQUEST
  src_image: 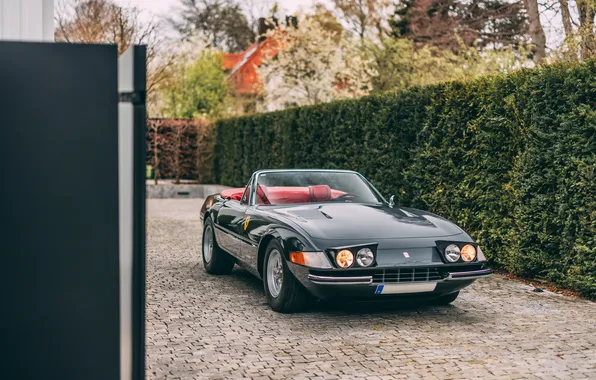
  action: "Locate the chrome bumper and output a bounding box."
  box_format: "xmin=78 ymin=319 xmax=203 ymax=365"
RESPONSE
xmin=308 ymin=268 xmax=492 ymax=285
xmin=308 ymin=274 xmax=373 ymax=285
xmin=446 ymin=269 xmax=493 ymax=281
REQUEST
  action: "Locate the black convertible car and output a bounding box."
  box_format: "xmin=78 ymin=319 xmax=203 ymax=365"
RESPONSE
xmin=200 ymin=169 xmax=492 ymax=312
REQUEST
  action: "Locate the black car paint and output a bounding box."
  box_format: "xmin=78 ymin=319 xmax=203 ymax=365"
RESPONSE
xmin=200 ymin=170 xmax=490 ymax=299
xmin=202 ymin=199 xmax=476 ymax=268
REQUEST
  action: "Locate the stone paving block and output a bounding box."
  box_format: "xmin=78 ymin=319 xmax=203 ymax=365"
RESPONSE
xmin=146 ymin=199 xmax=596 ymax=380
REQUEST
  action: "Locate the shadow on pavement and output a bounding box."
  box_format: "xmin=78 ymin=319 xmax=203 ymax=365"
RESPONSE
xmin=216 ymin=266 xmax=486 ymax=323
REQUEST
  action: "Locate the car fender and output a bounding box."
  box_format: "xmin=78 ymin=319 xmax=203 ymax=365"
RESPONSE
xmin=256 ymin=226 xmax=318 ymax=278
xmin=200 ymin=194 xmax=223 ymax=223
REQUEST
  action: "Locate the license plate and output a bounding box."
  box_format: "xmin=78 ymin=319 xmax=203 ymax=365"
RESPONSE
xmin=375 ymin=282 xmax=437 ymax=295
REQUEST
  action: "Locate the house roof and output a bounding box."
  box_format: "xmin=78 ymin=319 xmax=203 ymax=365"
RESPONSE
xmin=224 ymin=34 xmax=283 ymax=95
xmin=222 ymin=52 xmax=244 ymax=71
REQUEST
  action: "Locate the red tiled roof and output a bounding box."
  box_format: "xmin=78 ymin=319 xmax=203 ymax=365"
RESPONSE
xmin=222 ymin=51 xmax=246 ymax=71
xmin=224 ymin=34 xmax=284 ymax=95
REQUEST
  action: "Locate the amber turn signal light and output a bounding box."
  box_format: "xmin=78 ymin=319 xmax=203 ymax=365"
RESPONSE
xmin=289 ymin=251 xmax=306 ymax=265
xmin=288 ymin=251 xmax=333 ymax=269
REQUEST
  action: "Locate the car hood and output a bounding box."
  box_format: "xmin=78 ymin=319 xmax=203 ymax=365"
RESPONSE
xmin=266 ymin=203 xmax=463 ymax=240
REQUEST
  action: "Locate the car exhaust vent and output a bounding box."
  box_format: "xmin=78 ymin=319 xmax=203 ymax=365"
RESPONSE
xmin=372 ymin=268 xmax=444 ymax=283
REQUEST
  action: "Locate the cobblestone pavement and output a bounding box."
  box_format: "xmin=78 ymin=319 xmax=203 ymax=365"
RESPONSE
xmin=146 ymin=199 xmax=596 ymax=380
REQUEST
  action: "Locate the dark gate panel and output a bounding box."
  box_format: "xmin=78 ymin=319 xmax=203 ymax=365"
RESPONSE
xmin=0 ymin=42 xmax=120 ymax=380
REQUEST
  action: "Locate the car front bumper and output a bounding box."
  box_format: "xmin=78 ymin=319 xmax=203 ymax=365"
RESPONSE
xmin=288 ymin=263 xmax=493 ymax=300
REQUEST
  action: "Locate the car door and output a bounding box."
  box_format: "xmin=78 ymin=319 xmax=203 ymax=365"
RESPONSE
xmin=242 ymin=205 xmax=265 ymax=274
xmin=215 ymin=185 xmax=249 ymax=258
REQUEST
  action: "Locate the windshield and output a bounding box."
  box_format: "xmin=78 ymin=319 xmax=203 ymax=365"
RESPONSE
xmin=254 ymin=171 xmax=382 ymax=205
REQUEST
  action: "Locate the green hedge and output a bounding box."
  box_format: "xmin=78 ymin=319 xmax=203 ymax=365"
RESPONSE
xmin=214 ymin=61 xmax=596 ymax=298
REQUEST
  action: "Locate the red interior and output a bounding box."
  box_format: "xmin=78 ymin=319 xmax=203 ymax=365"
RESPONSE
xmin=220 ymin=188 xmax=244 ymax=201
xmin=220 ymin=185 xmax=345 ymax=204
xmin=256 ymin=185 xmax=271 ymax=205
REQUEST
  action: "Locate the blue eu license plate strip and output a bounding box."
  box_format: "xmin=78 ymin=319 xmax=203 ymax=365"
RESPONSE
xmin=375 ymin=283 xmax=437 ymax=294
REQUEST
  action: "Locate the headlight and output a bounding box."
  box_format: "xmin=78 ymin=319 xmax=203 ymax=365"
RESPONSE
xmin=461 ymin=244 xmax=477 ymax=262
xmin=335 ymin=249 xmax=354 ymax=268
xmin=444 ymin=244 xmax=461 ymax=262
xmin=356 ymin=248 xmax=374 ymax=267
xmin=289 ymin=251 xmax=332 ymax=269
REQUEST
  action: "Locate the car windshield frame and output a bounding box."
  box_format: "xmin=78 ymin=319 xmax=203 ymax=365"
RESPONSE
xmin=247 ymin=170 xmax=387 ymax=207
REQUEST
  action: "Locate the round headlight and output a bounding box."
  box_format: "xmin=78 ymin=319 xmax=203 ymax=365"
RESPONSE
xmin=356 ymin=248 xmax=374 ymax=267
xmin=461 ymin=244 xmax=477 ymax=262
xmin=335 ymin=249 xmax=354 ymax=268
xmin=444 ymin=244 xmax=461 ymax=262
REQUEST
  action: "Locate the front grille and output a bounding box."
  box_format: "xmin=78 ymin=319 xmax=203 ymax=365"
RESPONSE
xmin=372 ymin=268 xmax=444 ymax=283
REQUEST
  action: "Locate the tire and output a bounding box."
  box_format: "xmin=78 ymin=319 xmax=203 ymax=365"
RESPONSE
xmin=202 ymin=217 xmax=235 ymax=275
xmin=263 ymin=239 xmax=310 ymax=313
xmin=432 ymin=291 xmax=459 ymax=305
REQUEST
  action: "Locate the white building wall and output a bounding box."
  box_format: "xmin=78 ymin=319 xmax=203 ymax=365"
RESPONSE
xmin=0 ymin=0 xmax=54 ymax=42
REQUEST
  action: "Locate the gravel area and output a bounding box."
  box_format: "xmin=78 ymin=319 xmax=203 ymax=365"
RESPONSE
xmin=146 ymin=198 xmax=596 ymax=380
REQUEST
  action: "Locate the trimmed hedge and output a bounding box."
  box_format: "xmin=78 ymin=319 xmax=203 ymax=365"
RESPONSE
xmin=146 ymin=119 xmax=215 ymax=183
xmin=214 ymin=61 xmax=596 ymax=298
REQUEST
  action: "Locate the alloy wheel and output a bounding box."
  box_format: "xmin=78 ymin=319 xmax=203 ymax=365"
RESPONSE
xmin=203 ymin=225 xmax=213 ymax=263
xmin=266 ymin=249 xmax=283 ymax=297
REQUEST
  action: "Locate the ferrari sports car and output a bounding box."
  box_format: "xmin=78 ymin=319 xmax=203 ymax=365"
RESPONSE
xmin=200 ymin=169 xmax=492 ymax=313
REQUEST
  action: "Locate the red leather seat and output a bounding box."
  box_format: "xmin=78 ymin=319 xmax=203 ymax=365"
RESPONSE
xmin=220 ymin=188 xmax=244 ymax=201
xmin=266 ymin=187 xmax=311 ymax=204
xmin=309 ymin=185 xmax=331 ymax=202
xmin=223 ymin=185 xmax=344 ymax=204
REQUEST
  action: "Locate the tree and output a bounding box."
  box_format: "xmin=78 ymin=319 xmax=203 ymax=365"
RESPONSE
xmin=367 ymin=37 xmax=531 ymax=93
xmin=559 ymin=0 xmax=574 ymax=41
xmin=390 ymin=0 xmax=529 ymax=52
xmin=54 ymin=0 xmax=173 ymax=115
xmin=257 ymin=18 xmax=376 ymax=111
xmin=55 ymin=0 xmax=157 ymax=54
xmin=157 ymin=49 xmax=230 ymax=119
xmin=306 ymin=3 xmax=345 ymax=39
xmin=523 ymin=0 xmax=546 ymax=63
xmin=577 ymin=0 xmax=596 ymax=58
xmin=331 ymin=0 xmax=392 ymax=40
xmin=554 ymin=0 xmax=596 ymax=60
xmin=169 ymin=0 xmax=255 ymax=52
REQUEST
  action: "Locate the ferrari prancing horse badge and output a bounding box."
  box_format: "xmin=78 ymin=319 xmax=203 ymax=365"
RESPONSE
xmin=243 ymin=216 xmax=251 ymax=231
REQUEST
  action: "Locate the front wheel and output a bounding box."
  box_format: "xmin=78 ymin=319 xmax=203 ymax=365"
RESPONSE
xmin=263 ymin=239 xmax=310 ymax=313
xmin=202 ymin=218 xmax=235 ymax=274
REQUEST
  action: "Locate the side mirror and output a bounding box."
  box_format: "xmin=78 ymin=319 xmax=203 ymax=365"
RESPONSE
xmin=388 ymin=195 xmax=395 ymax=208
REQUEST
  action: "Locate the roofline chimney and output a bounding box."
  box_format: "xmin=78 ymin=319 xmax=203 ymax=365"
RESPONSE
xmin=257 ymin=17 xmax=279 ymax=43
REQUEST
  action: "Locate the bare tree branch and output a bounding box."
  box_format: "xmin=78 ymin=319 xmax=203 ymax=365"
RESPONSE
xmin=54 ymin=0 xmax=177 ymax=116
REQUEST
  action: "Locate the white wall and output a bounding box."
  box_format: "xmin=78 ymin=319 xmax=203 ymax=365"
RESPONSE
xmin=0 ymin=0 xmax=54 ymax=42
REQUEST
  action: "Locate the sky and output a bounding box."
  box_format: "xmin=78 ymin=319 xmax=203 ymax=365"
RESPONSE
xmin=110 ymin=0 xmax=334 ymax=44
xmin=112 ymin=0 xmax=328 ymax=41
xmin=113 ymin=0 xmax=564 ymax=51
xmin=113 ymin=0 xmax=324 ymax=20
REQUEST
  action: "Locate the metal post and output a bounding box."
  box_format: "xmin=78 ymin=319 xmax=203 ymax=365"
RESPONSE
xmin=118 ymin=45 xmax=147 ymax=380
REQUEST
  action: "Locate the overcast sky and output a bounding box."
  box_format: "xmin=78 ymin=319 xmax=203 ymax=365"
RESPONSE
xmin=112 ymin=0 xmax=563 ymax=51
xmin=113 ymin=0 xmax=324 ymax=19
